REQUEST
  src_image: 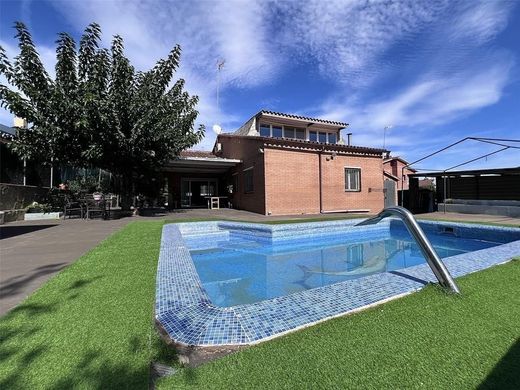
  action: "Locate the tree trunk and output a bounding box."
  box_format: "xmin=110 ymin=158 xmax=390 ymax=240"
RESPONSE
xmin=119 ymin=172 xmax=134 ymax=211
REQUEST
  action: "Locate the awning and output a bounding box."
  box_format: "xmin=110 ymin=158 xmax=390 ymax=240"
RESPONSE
xmin=162 ymin=156 xmax=241 ymax=174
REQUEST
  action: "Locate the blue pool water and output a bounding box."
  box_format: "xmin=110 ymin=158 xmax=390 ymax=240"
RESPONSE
xmin=191 ymin=227 xmax=503 ymax=307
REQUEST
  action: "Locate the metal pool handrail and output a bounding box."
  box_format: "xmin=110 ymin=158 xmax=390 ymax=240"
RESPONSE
xmin=356 ymin=206 xmax=461 ymax=294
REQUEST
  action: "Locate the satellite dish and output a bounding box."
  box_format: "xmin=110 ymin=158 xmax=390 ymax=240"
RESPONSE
xmin=212 ymin=124 xmax=222 ymax=134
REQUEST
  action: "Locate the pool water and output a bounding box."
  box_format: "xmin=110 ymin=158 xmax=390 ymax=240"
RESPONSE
xmin=191 ymin=228 xmax=502 ymax=307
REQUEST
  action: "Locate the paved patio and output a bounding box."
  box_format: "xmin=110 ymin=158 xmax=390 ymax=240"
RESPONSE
xmin=0 ymin=209 xmax=367 ymax=316
xmin=416 ymin=211 xmax=520 ymax=227
xmin=0 ymin=218 xmax=129 ymax=316
xmin=1 ymin=208 xmax=518 ymax=316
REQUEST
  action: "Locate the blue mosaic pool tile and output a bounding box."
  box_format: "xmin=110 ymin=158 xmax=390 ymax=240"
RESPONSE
xmin=155 ymin=220 xmax=520 ymax=346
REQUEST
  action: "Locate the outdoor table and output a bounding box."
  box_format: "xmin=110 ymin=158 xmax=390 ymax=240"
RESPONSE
xmin=204 ymin=196 xmax=228 ymax=209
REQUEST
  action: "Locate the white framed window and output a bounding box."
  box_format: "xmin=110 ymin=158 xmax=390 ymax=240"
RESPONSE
xmin=345 ymin=167 xmax=361 ymax=192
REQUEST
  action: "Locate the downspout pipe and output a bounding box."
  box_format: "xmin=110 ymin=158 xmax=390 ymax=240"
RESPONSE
xmin=319 ymin=147 xmax=324 ymax=213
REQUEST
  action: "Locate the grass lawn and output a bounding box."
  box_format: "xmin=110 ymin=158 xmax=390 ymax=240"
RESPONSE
xmin=0 ymin=221 xmax=168 ymax=388
xmin=0 ymin=220 xmax=519 ymax=389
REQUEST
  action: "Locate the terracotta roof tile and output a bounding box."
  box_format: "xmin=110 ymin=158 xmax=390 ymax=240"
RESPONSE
xmin=259 ymin=110 xmax=349 ymax=127
xmin=179 ymin=150 xmax=216 ymax=158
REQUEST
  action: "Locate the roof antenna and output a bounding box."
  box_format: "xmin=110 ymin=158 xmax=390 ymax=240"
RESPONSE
xmin=212 ymin=59 xmax=225 ymax=135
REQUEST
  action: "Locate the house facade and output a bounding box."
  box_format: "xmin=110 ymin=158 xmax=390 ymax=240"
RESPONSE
xmin=383 ymin=156 xmax=416 ymax=191
xmin=163 ymin=111 xmax=388 ymax=215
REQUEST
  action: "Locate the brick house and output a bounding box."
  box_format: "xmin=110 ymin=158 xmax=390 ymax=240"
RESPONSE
xmin=163 ymin=110 xmax=388 ymax=215
xmin=383 ymin=156 xmax=416 ymax=191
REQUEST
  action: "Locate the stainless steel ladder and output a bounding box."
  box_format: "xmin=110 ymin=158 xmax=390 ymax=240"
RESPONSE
xmin=356 ymin=206 xmax=460 ymax=294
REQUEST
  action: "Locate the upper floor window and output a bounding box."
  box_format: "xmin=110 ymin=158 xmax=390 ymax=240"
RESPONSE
xmin=345 ymin=167 xmax=361 ymax=192
xmin=284 ymin=127 xmax=295 ymax=138
xmin=260 ymin=124 xmax=270 ymax=137
xmin=272 ymin=126 xmax=282 ymax=138
xmin=259 ymin=123 xmax=337 ymax=144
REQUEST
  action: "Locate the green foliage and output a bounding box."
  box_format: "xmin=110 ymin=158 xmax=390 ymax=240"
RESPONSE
xmin=67 ymin=175 xmax=103 ymax=195
xmin=0 ymin=22 xmax=204 ymax=205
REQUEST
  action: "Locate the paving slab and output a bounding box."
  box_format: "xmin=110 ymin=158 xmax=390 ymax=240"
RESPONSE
xmin=0 ymin=218 xmax=129 ymax=316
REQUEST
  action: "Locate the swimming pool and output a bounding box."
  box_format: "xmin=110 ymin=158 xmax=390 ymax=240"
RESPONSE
xmin=155 ymin=219 xmax=520 ymax=347
xmin=191 ymin=228 xmax=501 ymax=307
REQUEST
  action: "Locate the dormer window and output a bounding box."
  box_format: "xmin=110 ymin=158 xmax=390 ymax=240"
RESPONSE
xmin=259 ymin=123 xmax=337 ymax=144
xmin=260 ymin=124 xmax=270 ymax=137
xmin=272 ymin=126 xmax=282 ymax=138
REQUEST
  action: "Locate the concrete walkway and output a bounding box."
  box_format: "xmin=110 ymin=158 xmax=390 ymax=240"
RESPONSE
xmin=0 ymin=209 xmax=367 ymax=316
xmin=417 ymin=212 xmax=520 ymax=227
xmin=0 ymin=218 xmax=129 ymax=316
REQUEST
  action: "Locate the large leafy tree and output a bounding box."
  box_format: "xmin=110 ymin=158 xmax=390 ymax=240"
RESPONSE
xmin=0 ymin=22 xmax=204 ymax=207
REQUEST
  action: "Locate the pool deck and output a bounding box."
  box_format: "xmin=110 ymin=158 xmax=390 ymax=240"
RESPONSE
xmin=1 ymin=208 xmax=518 ymax=316
xmin=416 ymin=211 xmax=520 ymax=227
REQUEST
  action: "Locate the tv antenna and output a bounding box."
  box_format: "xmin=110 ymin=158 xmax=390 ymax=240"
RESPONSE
xmin=213 ymin=59 xmax=225 ymax=134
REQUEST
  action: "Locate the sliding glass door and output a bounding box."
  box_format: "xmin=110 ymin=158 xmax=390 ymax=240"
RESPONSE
xmin=181 ymin=179 xmax=218 ymax=208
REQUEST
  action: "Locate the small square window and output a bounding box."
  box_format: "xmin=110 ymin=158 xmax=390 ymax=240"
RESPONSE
xmin=295 ymin=128 xmax=305 ymax=139
xmin=318 ymin=132 xmax=327 ymax=143
xmin=309 ymin=131 xmax=317 ymax=142
xmin=328 ymin=133 xmax=337 ymax=144
xmin=345 ymin=168 xmax=361 ymax=191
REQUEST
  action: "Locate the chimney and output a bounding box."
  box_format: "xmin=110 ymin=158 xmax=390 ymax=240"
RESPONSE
xmin=347 ymin=133 xmax=352 ymax=146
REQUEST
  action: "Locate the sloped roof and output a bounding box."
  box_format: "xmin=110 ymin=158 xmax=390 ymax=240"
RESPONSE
xmin=0 ymin=123 xmax=15 ymax=135
xmin=179 ymin=150 xmax=217 ymax=158
xmin=218 ymin=133 xmax=386 ymax=156
xmin=258 ymin=110 xmax=349 ymax=127
xmin=0 ymin=123 xmax=16 ymax=141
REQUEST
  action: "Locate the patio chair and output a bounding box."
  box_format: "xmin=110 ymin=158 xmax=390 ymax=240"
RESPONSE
xmin=84 ymin=194 xmax=107 ymax=220
xmin=63 ymin=197 xmax=84 ymax=219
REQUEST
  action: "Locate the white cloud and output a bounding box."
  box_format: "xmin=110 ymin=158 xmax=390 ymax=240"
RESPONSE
xmin=46 ymin=0 xmax=279 ymax=150
xmin=1 ymin=0 xmax=517 ymax=159
xmin=275 ymin=0 xmax=450 ymax=86
xmin=449 ymin=0 xmax=513 ymax=44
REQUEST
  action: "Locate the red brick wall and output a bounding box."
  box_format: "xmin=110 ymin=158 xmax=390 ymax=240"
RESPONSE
xmin=264 ymin=148 xmax=320 ymax=215
xmin=218 ymin=135 xmax=266 ymax=214
xmin=383 ymin=159 xmax=414 ymax=190
xmin=264 ymin=147 xmax=384 ymax=215
xmin=321 ymin=154 xmax=384 ymax=214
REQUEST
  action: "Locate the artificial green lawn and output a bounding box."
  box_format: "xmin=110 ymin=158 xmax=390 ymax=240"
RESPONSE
xmin=0 ymin=220 xmax=518 ymax=389
xmin=160 ymin=259 xmax=520 ymax=389
xmin=0 ymin=221 xmax=167 ymax=388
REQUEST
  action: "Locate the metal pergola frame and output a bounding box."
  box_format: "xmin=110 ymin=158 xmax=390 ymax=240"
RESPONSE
xmin=398 ymin=137 xmax=520 ymax=209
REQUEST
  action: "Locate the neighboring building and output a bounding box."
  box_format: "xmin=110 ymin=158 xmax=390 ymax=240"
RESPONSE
xmin=383 ymin=156 xmax=416 ymax=191
xmin=163 ymin=110 xmax=389 ymax=215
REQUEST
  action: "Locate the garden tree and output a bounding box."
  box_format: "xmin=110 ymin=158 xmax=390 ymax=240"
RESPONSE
xmin=0 ymin=22 xmax=204 ymax=208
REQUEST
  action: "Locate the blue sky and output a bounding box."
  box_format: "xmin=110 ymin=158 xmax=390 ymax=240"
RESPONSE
xmin=1 ymin=0 xmax=519 ymax=171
